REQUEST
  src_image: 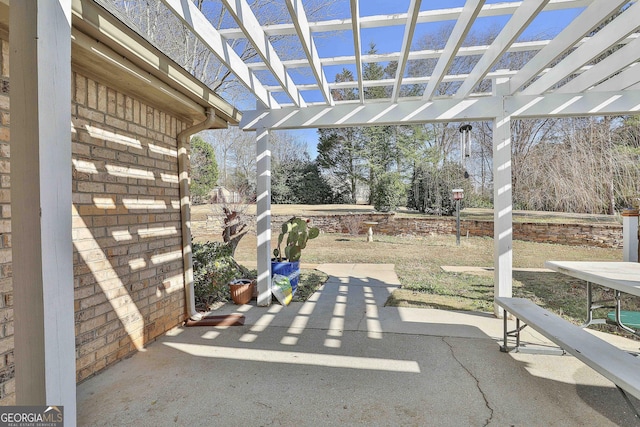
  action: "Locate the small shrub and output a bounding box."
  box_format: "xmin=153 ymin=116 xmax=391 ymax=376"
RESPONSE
xmin=193 ymin=241 xmax=251 ymax=309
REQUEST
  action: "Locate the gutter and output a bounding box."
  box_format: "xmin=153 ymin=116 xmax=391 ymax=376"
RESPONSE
xmin=178 ymin=108 xmax=228 ymax=320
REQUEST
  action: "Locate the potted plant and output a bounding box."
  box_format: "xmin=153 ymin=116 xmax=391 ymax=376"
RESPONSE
xmin=272 ymin=217 xmax=320 ymax=294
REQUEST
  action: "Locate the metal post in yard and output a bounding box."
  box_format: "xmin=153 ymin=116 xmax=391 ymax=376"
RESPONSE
xmin=452 ymin=189 xmax=464 ymax=246
xmin=456 ymin=199 xmax=461 ymax=246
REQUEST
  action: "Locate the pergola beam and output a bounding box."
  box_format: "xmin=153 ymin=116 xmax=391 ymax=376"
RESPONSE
xmin=219 ymin=0 xmax=306 ymax=107
xmin=509 ymin=0 xmax=630 ymax=94
xmin=247 ymin=40 xmax=552 ymax=71
xmin=241 ymin=89 xmax=640 ymax=130
xmin=285 ymin=0 xmax=333 ymax=105
xmin=161 ymin=0 xmax=279 ymax=109
xmin=455 ymin=0 xmax=550 ymax=99
xmin=219 ymin=0 xmax=595 ymax=39
xmin=522 ymin=1 xmax=640 ymax=95
xmin=265 ymin=68 xmax=522 ymax=93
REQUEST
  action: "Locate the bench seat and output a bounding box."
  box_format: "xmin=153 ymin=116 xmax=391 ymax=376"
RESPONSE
xmin=496 ymin=297 xmax=640 ymax=402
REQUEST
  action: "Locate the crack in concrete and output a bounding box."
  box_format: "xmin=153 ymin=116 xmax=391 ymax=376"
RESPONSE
xmin=442 ymin=337 xmax=494 ymax=426
xmin=355 ymin=307 xmax=367 ymax=331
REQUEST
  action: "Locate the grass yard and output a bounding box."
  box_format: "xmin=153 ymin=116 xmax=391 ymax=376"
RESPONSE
xmin=223 ymin=231 xmax=635 ymax=333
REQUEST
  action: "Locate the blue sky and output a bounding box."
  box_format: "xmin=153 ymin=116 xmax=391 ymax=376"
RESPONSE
xmin=282 ymin=1 xmax=584 ymax=159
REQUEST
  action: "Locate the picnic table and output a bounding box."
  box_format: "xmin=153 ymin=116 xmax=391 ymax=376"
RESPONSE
xmin=497 ymin=261 xmax=640 ymax=416
xmin=544 ymin=261 xmax=640 ymax=335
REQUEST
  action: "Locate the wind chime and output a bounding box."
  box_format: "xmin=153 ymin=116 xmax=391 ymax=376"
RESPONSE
xmin=459 ymin=124 xmax=472 ymax=178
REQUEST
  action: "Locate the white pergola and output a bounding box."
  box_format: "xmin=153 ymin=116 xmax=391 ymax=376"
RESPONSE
xmin=155 ymin=0 xmax=640 ymax=307
xmin=10 ymin=0 xmax=640 ymax=421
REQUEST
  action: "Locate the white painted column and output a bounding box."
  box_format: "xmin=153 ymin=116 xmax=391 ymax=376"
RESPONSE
xmin=256 ymin=127 xmax=272 ymax=306
xmin=622 ymin=209 xmax=639 ymax=262
xmin=10 ymin=0 xmax=76 ymax=422
xmin=493 ymin=78 xmax=513 ymax=317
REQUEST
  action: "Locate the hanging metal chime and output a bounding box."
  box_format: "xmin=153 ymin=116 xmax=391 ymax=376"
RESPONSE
xmin=459 ymin=124 xmax=472 ymax=163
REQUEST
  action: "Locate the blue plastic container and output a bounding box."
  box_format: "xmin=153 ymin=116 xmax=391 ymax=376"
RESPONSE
xmin=271 ymin=260 xmax=300 ymax=294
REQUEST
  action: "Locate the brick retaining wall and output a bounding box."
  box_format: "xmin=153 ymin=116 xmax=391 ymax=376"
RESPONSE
xmin=193 ymin=210 xmax=623 ymax=249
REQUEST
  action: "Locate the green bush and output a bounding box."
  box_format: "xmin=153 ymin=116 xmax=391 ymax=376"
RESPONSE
xmin=190 ymin=136 xmax=219 ymax=205
xmin=466 ymin=194 xmax=493 ymax=209
xmin=192 ymin=241 xmax=250 ymax=308
xmin=371 ymin=172 xmax=406 ymax=212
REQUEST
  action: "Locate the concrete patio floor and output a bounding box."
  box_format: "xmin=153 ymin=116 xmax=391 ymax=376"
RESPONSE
xmin=77 ymin=264 xmax=640 ymax=426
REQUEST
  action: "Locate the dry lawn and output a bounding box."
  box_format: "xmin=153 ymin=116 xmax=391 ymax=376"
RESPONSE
xmin=194 ymin=205 xmax=632 ymax=334
xmin=192 ymin=203 xmax=620 ymax=225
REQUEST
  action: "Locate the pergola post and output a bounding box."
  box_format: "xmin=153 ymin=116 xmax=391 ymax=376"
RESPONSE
xmin=10 ymin=0 xmax=76 ymax=421
xmin=256 ymin=127 xmax=272 ymax=306
xmin=493 ymin=77 xmax=513 ymax=317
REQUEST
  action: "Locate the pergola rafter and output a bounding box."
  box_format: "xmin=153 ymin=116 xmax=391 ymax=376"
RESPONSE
xmin=509 ymin=0 xmax=631 ymax=94
xmin=422 ymin=0 xmax=483 ymax=101
xmin=219 ymin=0 xmax=306 ymax=107
xmin=391 ymin=0 xmax=422 ymax=103
xmin=556 ymin=35 xmax=640 ymax=93
xmin=590 ymin=62 xmax=640 ymax=92
xmin=160 ymin=0 xmax=279 ymax=109
xmin=454 ymin=0 xmax=550 ymax=99
xmin=350 ymin=0 xmax=364 ymax=103
xmin=522 ymin=0 xmax=640 ymax=95
xmin=285 ymin=0 xmax=333 ymax=105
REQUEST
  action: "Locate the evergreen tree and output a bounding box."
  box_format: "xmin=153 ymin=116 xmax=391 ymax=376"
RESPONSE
xmin=190 ymin=136 xmax=219 ymax=204
xmin=272 ymin=157 xmax=336 ymax=204
xmin=408 ymin=161 xmax=470 ymax=215
xmin=317 ymin=69 xmax=365 ymax=203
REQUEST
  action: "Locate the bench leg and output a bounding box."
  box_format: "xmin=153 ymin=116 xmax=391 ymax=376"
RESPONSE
xmin=500 ymin=313 xmax=527 ymax=353
xmin=582 ymin=282 xmax=614 ymax=328
xmin=499 ymin=311 xmax=566 ymax=355
xmin=500 ymin=313 xmax=510 ymax=352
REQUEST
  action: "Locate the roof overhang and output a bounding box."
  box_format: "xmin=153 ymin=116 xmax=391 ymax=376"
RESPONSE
xmin=71 ymin=0 xmax=241 ymax=125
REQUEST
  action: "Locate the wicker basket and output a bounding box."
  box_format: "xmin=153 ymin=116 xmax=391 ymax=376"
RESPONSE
xmin=229 ymin=279 xmax=254 ymax=305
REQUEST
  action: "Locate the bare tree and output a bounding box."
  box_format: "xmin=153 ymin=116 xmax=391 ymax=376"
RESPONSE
xmin=108 ymin=0 xmax=341 ymax=103
xmin=202 ymin=126 xmax=310 ymax=198
xmin=513 ymin=117 xmax=640 ymax=213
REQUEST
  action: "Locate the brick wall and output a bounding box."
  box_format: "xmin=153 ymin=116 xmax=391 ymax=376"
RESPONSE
xmin=0 ymin=34 xmax=13 ymax=405
xmin=193 ymin=211 xmax=624 ymax=249
xmin=0 ymin=29 xmax=192 ymax=401
xmin=71 ymin=72 xmax=188 ymax=382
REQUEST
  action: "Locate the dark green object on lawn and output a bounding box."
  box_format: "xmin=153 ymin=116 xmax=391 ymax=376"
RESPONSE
xmin=607 ymin=310 xmax=640 ymax=329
